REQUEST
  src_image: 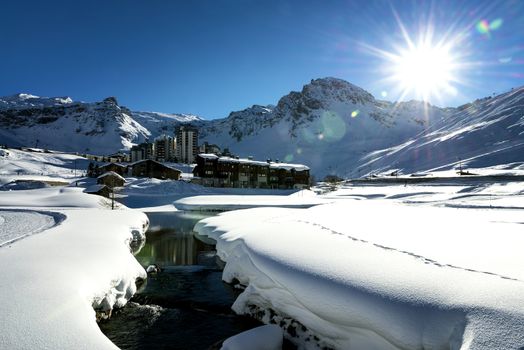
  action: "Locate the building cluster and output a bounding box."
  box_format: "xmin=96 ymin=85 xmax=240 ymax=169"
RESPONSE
xmin=193 ymin=154 xmax=310 ymax=189
xmin=130 ymin=125 xmax=199 ymax=163
xmin=85 ymin=123 xmax=311 ymax=190
xmin=88 ymin=159 xmax=181 ymax=180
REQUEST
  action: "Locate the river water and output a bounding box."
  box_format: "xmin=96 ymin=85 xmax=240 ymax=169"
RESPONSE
xmin=99 ymin=211 xmax=260 ymax=349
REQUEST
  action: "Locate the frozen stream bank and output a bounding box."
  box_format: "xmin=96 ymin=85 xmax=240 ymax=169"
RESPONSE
xmin=195 ymin=200 xmax=524 ymax=349
xmin=0 ymin=208 xmax=149 ymax=349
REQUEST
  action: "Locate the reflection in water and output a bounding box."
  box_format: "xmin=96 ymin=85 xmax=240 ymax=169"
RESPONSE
xmin=135 ymin=211 xmax=215 ymax=267
xmin=100 ymin=211 xmax=260 ymax=350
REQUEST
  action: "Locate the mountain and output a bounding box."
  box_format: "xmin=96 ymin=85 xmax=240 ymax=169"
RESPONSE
xmin=0 ymin=95 xmax=201 ymax=155
xmin=1 ymin=78 xmax=522 ymax=177
xmin=199 ymin=78 xmax=450 ymax=177
xmin=358 ymin=86 xmax=524 ymax=175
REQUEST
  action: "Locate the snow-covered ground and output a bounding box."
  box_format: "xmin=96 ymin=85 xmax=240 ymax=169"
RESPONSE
xmin=195 ymin=179 xmax=524 ymax=350
xmin=0 ymin=171 xmax=149 ymax=349
xmin=0 ymin=210 xmax=61 ymax=247
xmin=173 ymin=190 xmax=327 ymax=211
xmin=3 ymin=146 xmax=524 ymax=349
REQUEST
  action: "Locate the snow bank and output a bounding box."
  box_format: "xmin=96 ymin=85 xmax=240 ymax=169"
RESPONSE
xmin=221 ymin=325 xmax=283 ymax=350
xmin=0 ymin=208 xmax=149 ymax=349
xmin=0 ymin=186 xmax=106 ymax=208
xmin=195 ymin=200 xmax=524 ymax=349
xmin=0 ymin=184 xmax=149 ymax=349
xmin=174 ymin=190 xmax=326 ymax=211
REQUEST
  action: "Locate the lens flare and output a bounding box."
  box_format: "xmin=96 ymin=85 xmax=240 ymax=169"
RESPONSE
xmin=476 ymin=18 xmax=503 ymax=36
xmin=351 ymin=110 xmax=359 ymax=118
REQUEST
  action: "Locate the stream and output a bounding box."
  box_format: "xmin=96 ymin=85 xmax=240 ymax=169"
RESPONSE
xmin=99 ymin=211 xmax=261 ymax=349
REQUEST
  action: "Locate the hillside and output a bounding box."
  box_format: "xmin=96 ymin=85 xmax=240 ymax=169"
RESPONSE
xmin=358 ymin=86 xmax=524 ymax=175
xmin=199 ymin=78 xmax=450 ymax=177
xmin=1 ymin=79 xmax=523 ymax=177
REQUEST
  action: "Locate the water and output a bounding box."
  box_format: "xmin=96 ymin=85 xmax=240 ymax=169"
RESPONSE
xmin=99 ymin=211 xmax=260 ymax=350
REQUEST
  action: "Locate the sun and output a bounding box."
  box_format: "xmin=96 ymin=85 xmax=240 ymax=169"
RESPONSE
xmin=391 ymin=42 xmax=456 ymax=101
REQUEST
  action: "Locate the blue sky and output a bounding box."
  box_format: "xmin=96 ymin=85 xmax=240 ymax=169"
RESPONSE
xmin=1 ymin=0 xmax=522 ymax=119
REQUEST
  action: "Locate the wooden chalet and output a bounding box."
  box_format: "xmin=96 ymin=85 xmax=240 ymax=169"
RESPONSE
xmin=96 ymin=163 xmax=128 ymax=176
xmin=128 ymin=159 xmax=181 ymax=180
xmin=97 ymin=171 xmax=126 ymax=188
xmin=84 ymin=184 xmax=111 ymax=198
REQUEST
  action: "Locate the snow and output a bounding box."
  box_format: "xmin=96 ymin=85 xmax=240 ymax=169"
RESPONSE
xmin=97 ymin=171 xmax=125 ymax=181
xmin=221 ymin=325 xmax=283 ymax=350
xmin=0 ymin=210 xmax=60 ymax=247
xmin=173 ymin=190 xmax=326 ymax=211
xmin=0 ymin=183 xmax=149 ymax=349
xmin=194 ymin=180 xmax=524 ymax=349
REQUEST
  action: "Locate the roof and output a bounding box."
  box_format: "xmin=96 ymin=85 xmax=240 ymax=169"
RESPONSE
xmin=99 ymin=162 xmax=127 ymax=169
xmin=97 ymin=171 xmax=126 ymax=181
xmin=83 ymin=184 xmax=109 ymax=193
xmin=198 ymin=153 xmax=219 ymax=160
xmin=217 ymin=156 xmax=268 ymax=167
xmin=217 ymin=156 xmax=309 ymax=171
xmin=128 ymin=159 xmax=182 ymax=172
xmin=269 ymin=162 xmax=310 ymax=171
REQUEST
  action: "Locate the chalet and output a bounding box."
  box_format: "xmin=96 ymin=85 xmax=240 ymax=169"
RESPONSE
xmin=128 ymin=159 xmax=181 ymax=180
xmin=97 ymin=171 xmax=126 ymax=188
xmin=193 ymin=154 xmax=310 ymax=189
xmin=84 ymin=184 xmax=111 ymax=198
xmin=96 ymin=163 xmax=128 ymax=177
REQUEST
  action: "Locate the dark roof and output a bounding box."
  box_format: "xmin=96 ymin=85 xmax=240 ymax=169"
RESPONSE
xmin=128 ymin=159 xmax=182 ymax=172
xmin=84 ymin=184 xmax=109 ymax=193
xmin=99 ymin=162 xmax=127 ymax=169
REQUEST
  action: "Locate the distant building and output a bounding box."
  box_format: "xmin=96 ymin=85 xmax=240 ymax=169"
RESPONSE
xmin=128 ymin=159 xmax=181 ymax=180
xmin=198 ymin=142 xmax=221 ymax=155
xmin=176 ymin=125 xmax=198 ymax=164
xmin=84 ymin=184 xmax=111 ymax=198
xmin=96 ymin=163 xmax=128 ymax=177
xmin=130 ymin=142 xmax=155 ymax=162
xmin=193 ymin=154 xmax=310 ymax=189
xmin=154 ymin=134 xmax=175 ymax=162
xmin=97 ymin=171 xmax=126 ymax=188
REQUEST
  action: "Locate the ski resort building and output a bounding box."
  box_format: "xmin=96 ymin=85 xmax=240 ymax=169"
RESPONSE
xmin=153 ymin=134 xmax=176 ymax=162
xmin=193 ymin=154 xmax=310 ymax=189
xmin=176 ymin=125 xmax=198 ymax=164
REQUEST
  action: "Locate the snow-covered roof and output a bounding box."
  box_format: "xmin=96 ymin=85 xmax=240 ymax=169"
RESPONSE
xmin=83 ymin=184 xmax=109 ymax=193
xmin=198 ymin=153 xmax=219 ymax=160
xmin=269 ymin=162 xmax=310 ymax=171
xmin=216 ymin=156 xmax=309 ymax=170
xmin=99 ymin=162 xmax=127 ymax=169
xmin=128 ymin=159 xmax=182 ymax=172
xmin=97 ymin=171 xmax=125 ymax=181
xmin=217 ymin=156 xmax=269 ymax=167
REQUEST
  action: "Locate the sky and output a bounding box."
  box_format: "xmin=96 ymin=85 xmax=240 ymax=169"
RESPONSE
xmin=0 ymin=0 xmax=523 ymax=119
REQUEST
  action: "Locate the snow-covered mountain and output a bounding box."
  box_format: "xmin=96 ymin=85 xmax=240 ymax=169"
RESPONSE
xmin=0 ymin=95 xmax=201 ymax=155
xmin=200 ymin=78 xmax=450 ymax=177
xmin=1 ymin=78 xmax=522 ymax=177
xmin=359 ymin=86 xmax=524 ymax=175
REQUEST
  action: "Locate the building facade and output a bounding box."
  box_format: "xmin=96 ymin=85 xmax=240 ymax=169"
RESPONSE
xmin=193 ymin=154 xmax=310 ymax=189
xmin=128 ymin=159 xmax=181 ymax=180
xmin=154 ymin=134 xmax=175 ymax=162
xmin=130 ymin=142 xmax=155 ymax=163
xmin=176 ymin=125 xmax=198 ymax=164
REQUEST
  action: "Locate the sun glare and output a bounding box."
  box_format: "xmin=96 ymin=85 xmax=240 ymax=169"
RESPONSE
xmin=392 ymin=42 xmax=455 ymax=101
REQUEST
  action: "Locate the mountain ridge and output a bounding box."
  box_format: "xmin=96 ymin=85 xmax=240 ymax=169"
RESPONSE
xmin=1 ymin=78 xmax=522 ymax=177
